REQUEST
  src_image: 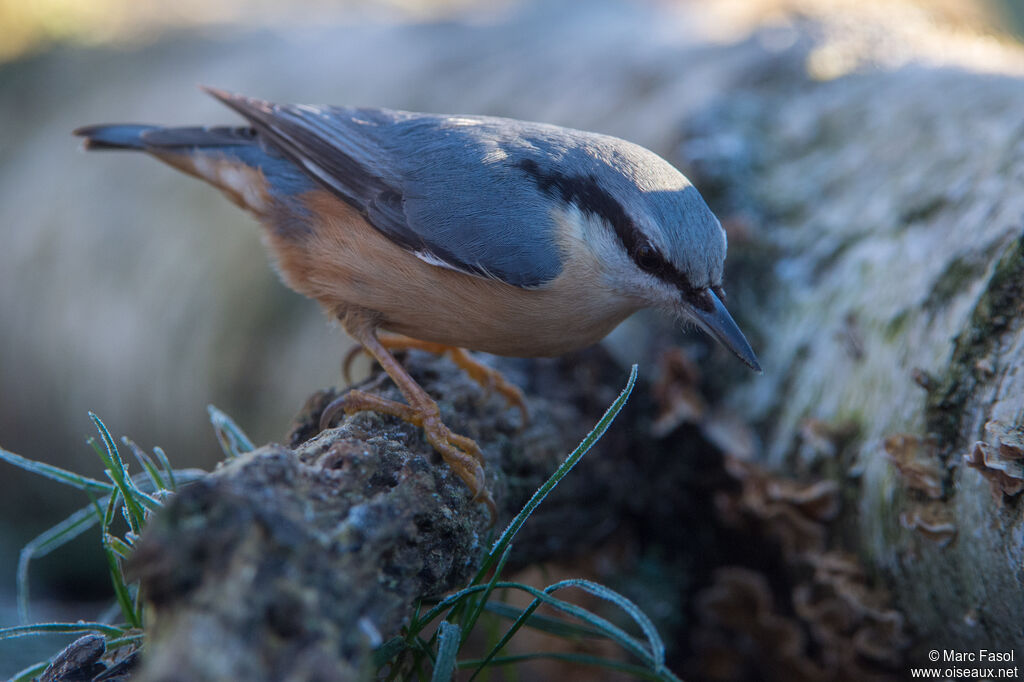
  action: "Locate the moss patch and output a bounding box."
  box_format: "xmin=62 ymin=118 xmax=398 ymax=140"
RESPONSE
xmin=926 ymin=230 xmax=1024 ymax=452
xmin=883 ymin=309 xmax=912 ymax=343
xmin=922 ymin=252 xmax=991 ymax=314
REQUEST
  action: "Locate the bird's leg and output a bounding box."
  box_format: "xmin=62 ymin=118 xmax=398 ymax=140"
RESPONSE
xmin=322 ymin=325 xmax=496 ymax=521
xmin=343 ymin=334 xmax=529 ymax=425
xmin=342 ymin=337 xmax=449 ymax=384
xmin=445 ymin=348 xmax=530 ymax=426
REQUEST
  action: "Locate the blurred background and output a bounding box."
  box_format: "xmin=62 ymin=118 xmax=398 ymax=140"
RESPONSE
xmin=1 ymin=0 xmax=1022 ymax=676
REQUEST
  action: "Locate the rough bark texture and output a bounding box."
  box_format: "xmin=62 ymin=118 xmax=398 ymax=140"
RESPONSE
xmin=651 ymin=20 xmax=1024 ymax=673
xmin=709 ymin=58 xmax=1024 ymax=655
xmin=125 ymin=349 xmax=658 ymax=680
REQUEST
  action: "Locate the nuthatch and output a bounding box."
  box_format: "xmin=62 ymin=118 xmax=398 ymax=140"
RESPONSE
xmin=75 ymin=89 xmax=760 ymax=518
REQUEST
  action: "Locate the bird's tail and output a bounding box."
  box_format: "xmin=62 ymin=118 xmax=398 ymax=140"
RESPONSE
xmin=73 ymin=124 xmax=258 ymax=152
xmin=73 ymin=124 xmax=161 ymax=150
xmin=73 ymin=123 xmax=306 ymax=215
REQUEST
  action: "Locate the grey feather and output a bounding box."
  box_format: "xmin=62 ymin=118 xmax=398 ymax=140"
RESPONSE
xmin=205 ymin=88 xmax=724 ymax=290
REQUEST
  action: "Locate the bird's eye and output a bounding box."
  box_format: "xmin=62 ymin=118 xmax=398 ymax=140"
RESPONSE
xmin=634 ymin=243 xmax=660 ymax=272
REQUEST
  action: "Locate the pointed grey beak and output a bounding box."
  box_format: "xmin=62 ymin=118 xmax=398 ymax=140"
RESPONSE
xmin=685 ymin=289 xmax=762 ymax=374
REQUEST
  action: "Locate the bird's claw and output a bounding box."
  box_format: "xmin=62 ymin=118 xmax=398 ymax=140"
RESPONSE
xmin=318 ymin=388 xmax=496 ymax=525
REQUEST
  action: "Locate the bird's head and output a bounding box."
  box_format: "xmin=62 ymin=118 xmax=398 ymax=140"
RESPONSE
xmin=617 ymin=176 xmax=761 ymax=373
xmin=524 ymin=140 xmax=762 ymax=373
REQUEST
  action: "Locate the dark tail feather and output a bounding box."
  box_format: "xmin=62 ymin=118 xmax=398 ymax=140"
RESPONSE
xmin=74 ymin=124 xmax=257 ymax=151
xmin=73 ymin=117 xmax=309 ymax=215
xmin=73 ymin=124 xmax=159 ymax=150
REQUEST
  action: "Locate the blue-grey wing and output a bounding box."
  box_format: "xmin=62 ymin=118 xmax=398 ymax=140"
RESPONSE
xmin=206 ymin=89 xmax=563 ymax=288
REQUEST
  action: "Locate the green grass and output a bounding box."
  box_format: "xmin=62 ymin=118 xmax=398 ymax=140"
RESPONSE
xmin=2 ymin=365 xmax=683 ymax=681
xmin=374 ymin=364 xmax=682 ymax=681
xmin=0 ymin=407 xmax=236 ymax=681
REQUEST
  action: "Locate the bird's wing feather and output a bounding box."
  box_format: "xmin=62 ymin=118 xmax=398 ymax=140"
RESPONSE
xmin=205 ymin=89 xmax=564 ymax=288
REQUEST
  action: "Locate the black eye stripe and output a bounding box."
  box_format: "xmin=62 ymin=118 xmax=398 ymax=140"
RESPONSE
xmin=516 ymin=158 xmax=699 ymax=295
xmin=634 ymin=243 xmax=659 ymax=269
xmin=632 ymin=241 xmax=670 ymax=274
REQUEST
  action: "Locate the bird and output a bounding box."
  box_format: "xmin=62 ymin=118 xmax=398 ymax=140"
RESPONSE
xmin=74 ymin=88 xmax=761 ymax=520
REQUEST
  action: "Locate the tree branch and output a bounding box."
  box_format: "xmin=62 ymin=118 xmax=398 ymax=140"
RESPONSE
xmin=126 ymin=349 xmax=640 ymax=681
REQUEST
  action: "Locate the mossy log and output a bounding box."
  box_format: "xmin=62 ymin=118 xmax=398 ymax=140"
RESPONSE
xmin=704 ymin=53 xmax=1024 ymax=657
xmin=124 ymin=350 xmax=668 ymax=681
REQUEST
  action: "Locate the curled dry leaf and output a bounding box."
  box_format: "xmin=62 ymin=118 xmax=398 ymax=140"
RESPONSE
xmin=985 ymin=419 xmax=1024 ymax=460
xmin=899 ymin=505 xmax=957 ymax=546
xmin=695 ymin=567 xmax=825 ymax=682
xmin=720 ymin=455 xmax=839 ymax=557
xmin=694 ymin=562 xmax=906 ymax=681
xmin=962 ymin=419 xmax=1024 ymax=498
xmin=882 ymin=434 xmax=944 ymax=499
xmin=766 ymin=478 xmax=841 ymax=522
xmin=705 ymin=456 xmax=909 ymax=680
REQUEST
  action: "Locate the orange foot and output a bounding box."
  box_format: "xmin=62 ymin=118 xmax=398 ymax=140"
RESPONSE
xmin=321 ymin=326 xmax=498 ymax=523
xmin=343 ymin=335 xmax=530 ymax=427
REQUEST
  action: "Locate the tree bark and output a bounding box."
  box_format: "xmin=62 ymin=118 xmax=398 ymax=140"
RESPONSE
xmin=125 ymin=349 xmax=663 ymax=681
xmin=710 ymin=60 xmax=1024 ymax=655
xmin=625 ymin=20 xmax=1024 ymax=676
